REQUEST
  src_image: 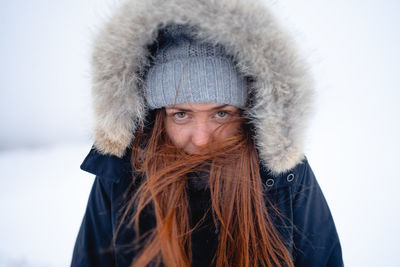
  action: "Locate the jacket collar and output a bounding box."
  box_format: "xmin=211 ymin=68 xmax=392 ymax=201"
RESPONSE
xmin=80 ymin=146 xmax=132 ymax=183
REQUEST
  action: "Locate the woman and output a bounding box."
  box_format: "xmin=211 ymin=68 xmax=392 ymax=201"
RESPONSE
xmin=72 ymin=0 xmax=343 ymax=266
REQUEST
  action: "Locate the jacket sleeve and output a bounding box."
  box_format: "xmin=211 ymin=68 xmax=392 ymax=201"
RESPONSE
xmin=71 ymin=176 xmax=116 ymax=267
xmin=292 ymin=159 xmax=344 ymax=267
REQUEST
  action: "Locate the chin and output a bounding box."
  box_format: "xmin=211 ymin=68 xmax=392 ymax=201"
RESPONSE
xmin=185 ymin=150 xmax=201 ymax=155
xmin=185 ymin=147 xmax=215 ymax=156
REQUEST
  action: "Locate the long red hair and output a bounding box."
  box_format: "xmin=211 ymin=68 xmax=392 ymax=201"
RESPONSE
xmin=117 ymin=108 xmax=294 ymax=267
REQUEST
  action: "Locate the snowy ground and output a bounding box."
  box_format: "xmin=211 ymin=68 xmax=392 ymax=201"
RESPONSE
xmin=0 ymin=143 xmax=93 ymax=267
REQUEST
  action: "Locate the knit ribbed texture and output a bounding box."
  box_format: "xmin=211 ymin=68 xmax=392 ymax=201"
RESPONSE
xmin=145 ymin=25 xmax=247 ymax=109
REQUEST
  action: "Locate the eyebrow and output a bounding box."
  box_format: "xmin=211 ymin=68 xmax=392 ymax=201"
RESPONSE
xmin=166 ymin=104 xmax=229 ymax=112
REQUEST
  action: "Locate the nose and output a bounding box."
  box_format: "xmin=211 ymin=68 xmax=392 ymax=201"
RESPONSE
xmin=191 ymin=123 xmax=213 ymax=148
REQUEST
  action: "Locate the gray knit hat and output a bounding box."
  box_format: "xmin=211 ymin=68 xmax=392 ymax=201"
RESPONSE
xmin=145 ymin=25 xmax=247 ymax=109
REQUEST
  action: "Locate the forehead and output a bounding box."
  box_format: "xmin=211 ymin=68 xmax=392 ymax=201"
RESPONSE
xmin=165 ymin=102 xmax=237 ymax=112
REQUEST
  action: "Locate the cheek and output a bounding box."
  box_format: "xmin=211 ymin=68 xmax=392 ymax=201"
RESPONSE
xmin=164 ymin=119 xmax=189 ymax=148
xmin=216 ymin=122 xmax=241 ymax=140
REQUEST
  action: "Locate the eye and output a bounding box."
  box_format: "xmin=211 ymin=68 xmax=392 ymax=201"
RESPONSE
xmin=174 ymin=112 xmax=187 ymax=119
xmin=215 ymin=111 xmax=228 ymax=118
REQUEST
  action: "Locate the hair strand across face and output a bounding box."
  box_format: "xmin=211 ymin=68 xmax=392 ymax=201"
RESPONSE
xmin=116 ymin=109 xmax=294 ymax=267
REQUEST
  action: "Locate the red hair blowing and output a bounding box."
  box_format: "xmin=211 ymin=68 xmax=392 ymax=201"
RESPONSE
xmin=117 ymin=109 xmax=294 ymax=267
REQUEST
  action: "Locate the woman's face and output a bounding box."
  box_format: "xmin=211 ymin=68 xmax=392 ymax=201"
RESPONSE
xmin=164 ymin=102 xmax=241 ymax=154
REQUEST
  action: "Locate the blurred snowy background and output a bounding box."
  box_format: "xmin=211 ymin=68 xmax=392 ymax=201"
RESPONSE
xmin=0 ymin=0 xmax=399 ymax=266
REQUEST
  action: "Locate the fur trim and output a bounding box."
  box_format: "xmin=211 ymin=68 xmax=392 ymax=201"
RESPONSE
xmin=91 ymin=0 xmax=314 ymax=174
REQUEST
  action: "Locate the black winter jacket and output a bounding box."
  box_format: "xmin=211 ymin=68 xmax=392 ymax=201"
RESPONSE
xmin=71 ymin=148 xmax=343 ymax=267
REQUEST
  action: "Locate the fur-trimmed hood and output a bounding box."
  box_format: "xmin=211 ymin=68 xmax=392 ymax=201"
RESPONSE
xmin=90 ymin=0 xmax=314 ymax=174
